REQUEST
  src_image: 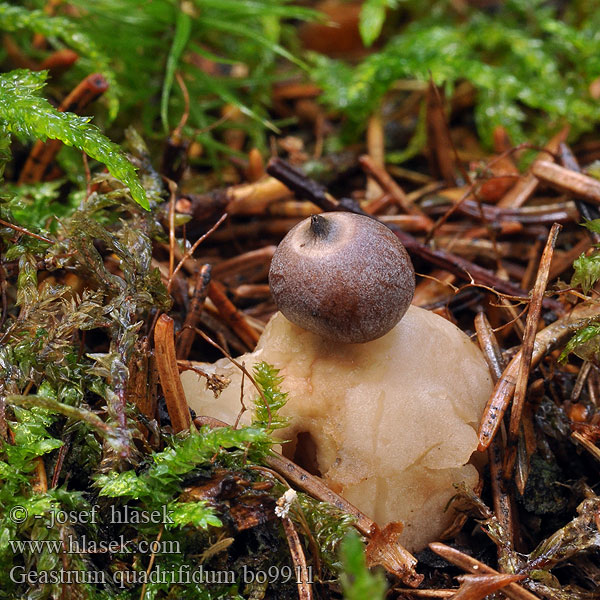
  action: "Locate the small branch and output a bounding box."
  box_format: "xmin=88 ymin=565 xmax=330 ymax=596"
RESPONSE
xmin=193 ymin=414 xmax=422 ymax=587
xmin=193 ymin=328 xmax=270 ymax=427
xmin=211 ymin=245 xmax=276 ymax=281
xmin=50 ymin=438 xmax=70 ymax=488
xmin=266 ymin=158 xmax=339 ymax=212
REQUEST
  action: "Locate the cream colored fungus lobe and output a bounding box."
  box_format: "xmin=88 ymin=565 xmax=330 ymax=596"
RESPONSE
xmin=183 ymin=306 xmax=493 ymax=552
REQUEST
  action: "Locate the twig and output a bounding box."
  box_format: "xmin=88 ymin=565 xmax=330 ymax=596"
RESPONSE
xmin=474 ymin=313 xmax=517 ymax=560
xmin=453 ymin=573 xmax=526 ymax=600
xmin=32 ymin=456 xmax=48 ymax=494
xmin=266 ymin=158 xmax=338 ymax=212
xmin=50 ymin=438 xmax=70 ymax=488
xmin=211 ymin=245 xmax=276 ymax=281
xmin=392 ymin=591 xmax=455 ymax=598
xmin=426 ymin=81 xmax=459 ymax=185
xmin=167 ymin=213 xmax=227 ymax=290
xmin=233 ymin=284 xmax=271 ymax=301
xmin=497 ymin=127 xmax=569 ymax=208
xmin=503 ymin=223 xmax=561 ymax=481
xmin=193 ymin=328 xmax=270 ymax=427
xmin=194 ymin=415 xmax=374 ymax=533
xmin=359 ymin=154 xmax=432 ymax=221
xmin=532 ymin=160 xmax=600 ymax=204
xmin=226 ymin=177 xmax=292 ymax=215
xmin=0 ymin=218 xmax=54 ymax=245
xmin=558 ymin=143 xmax=600 ymax=243
xmin=428 ymin=543 xmax=540 ymax=600
xmin=176 ymin=264 xmax=212 ymax=359
xmin=454 ymin=198 xmax=577 ymax=225
xmin=478 ymin=301 xmax=600 ymax=451
xmin=207 ymin=281 xmax=260 ymax=350
xmin=153 ymin=315 xmax=192 ymax=432
xmin=194 ymin=416 xmax=422 ymax=587
xmin=140 ymin=525 xmax=163 ymax=600
xmin=570 ymin=360 xmax=592 ymax=403
xmin=281 ymin=516 xmax=313 ymax=600
xmin=167 ymin=178 xmax=178 ymax=281
xmin=365 ymin=111 xmax=385 ymax=201
xmin=571 ymin=431 xmax=600 ymax=463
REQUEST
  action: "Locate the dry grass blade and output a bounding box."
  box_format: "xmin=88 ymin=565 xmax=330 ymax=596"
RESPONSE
xmin=154 ymin=314 xmax=192 ymax=432
xmin=503 ymin=223 xmax=561 ymax=480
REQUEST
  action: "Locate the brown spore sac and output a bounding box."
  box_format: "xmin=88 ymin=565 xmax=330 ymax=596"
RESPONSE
xmin=269 ymin=213 xmax=415 ymax=343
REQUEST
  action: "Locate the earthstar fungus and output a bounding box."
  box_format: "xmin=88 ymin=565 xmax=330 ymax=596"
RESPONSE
xmin=184 ymin=213 xmax=493 ymax=551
